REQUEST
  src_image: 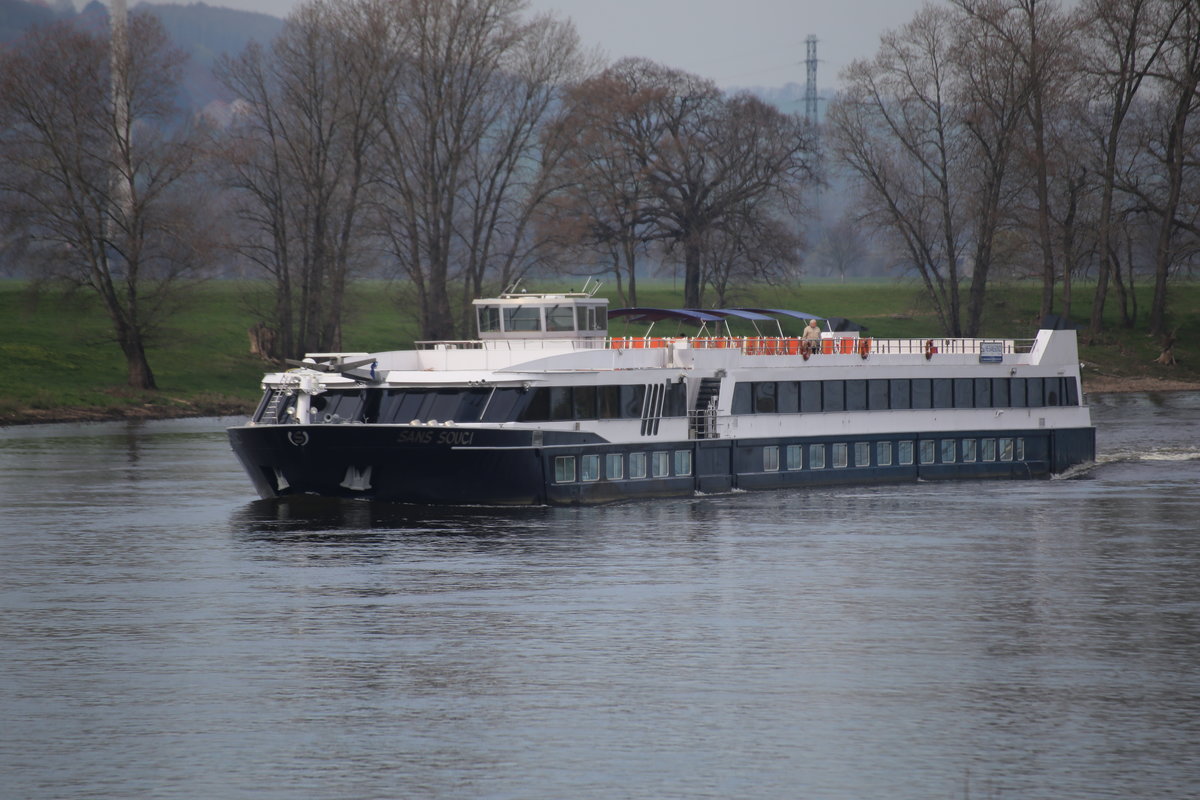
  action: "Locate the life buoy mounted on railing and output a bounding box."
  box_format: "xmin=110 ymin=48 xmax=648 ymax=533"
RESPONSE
xmin=924 ymin=339 xmax=937 ymax=360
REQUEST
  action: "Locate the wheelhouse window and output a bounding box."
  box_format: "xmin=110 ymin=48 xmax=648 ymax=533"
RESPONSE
xmin=546 ymin=305 xmax=576 ymax=332
xmin=307 ymin=389 xmax=365 ymax=423
xmin=763 ymin=446 xmax=780 ymax=472
xmin=606 ymin=453 xmax=624 ymax=480
xmin=581 ymin=454 xmax=600 ymax=482
xmin=477 ymin=306 xmax=500 ymax=333
xmin=753 ymin=382 xmax=777 ymax=413
xmin=554 ymin=455 xmax=575 ymax=483
xmin=503 ymin=306 xmax=541 ymax=332
xmin=629 ymin=452 xmax=647 ymax=479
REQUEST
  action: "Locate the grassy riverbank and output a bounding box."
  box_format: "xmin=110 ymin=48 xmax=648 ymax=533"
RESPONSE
xmin=2 ymin=278 xmax=1198 ymax=425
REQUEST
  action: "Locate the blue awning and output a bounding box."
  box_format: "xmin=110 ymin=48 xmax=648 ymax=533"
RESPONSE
xmin=608 ymin=308 xmax=726 ymax=324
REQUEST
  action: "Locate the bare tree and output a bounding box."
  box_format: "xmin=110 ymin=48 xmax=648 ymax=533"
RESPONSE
xmin=1078 ymin=0 xmax=1185 ymax=339
xmin=828 ymin=7 xmax=973 ymax=335
xmin=0 ymin=13 xmax=208 ymax=389
xmin=552 ymin=58 xmax=817 ymax=309
xmin=373 ymin=0 xmax=588 ymax=339
xmin=214 ymin=0 xmax=389 ymax=359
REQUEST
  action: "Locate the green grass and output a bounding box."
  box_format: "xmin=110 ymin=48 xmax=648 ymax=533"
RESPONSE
xmin=2 ymin=277 xmax=1197 ymax=423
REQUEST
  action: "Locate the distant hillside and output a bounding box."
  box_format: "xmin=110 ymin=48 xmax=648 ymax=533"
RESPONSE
xmin=0 ymin=0 xmax=284 ymax=109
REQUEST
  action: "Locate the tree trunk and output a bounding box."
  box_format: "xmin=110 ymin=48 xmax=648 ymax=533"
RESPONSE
xmin=683 ymin=235 xmax=703 ymax=308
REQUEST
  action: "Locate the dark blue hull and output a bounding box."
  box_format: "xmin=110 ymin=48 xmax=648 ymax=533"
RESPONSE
xmin=228 ymin=424 xmax=1096 ymax=506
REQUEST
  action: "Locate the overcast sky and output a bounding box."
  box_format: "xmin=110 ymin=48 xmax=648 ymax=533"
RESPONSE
xmin=166 ymin=0 xmax=926 ymax=89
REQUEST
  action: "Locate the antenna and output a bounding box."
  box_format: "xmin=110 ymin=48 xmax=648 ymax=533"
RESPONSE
xmin=805 ymin=35 xmax=819 ymax=123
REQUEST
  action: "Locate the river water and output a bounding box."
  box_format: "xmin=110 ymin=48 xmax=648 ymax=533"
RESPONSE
xmin=2 ymin=392 xmax=1198 ymax=800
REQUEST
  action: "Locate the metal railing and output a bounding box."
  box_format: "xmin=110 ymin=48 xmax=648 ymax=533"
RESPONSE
xmin=411 ymin=335 xmax=1037 ymax=356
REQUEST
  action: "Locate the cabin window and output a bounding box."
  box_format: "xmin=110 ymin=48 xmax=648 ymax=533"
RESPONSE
xmin=606 ymin=453 xmax=624 ymax=479
xmin=554 ymin=455 xmax=575 ymax=483
xmin=992 ymin=378 xmax=1010 ymax=407
xmin=1026 ymin=377 xmax=1044 ymax=407
xmin=308 ymin=389 xmax=365 ymax=423
xmin=549 ymin=387 xmax=573 ymax=421
xmin=911 ymin=379 xmax=932 ymax=409
xmin=503 ymin=306 xmax=541 ymax=332
xmin=800 ymin=381 xmax=822 ymax=412
xmin=832 ymin=443 xmax=848 ymax=468
xmin=823 ymin=381 xmax=845 ymax=412
xmin=877 ymin=441 xmax=893 ymax=467
xmin=981 ymin=438 xmax=997 ymax=461
xmin=665 ymin=382 xmax=688 ymax=417
xmin=482 ymin=388 xmax=524 ymax=422
xmin=778 ymin=381 xmax=799 ymax=413
xmin=581 ymin=454 xmax=600 ymax=482
xmin=1065 ymin=378 xmax=1080 ymax=406
xmin=754 ymin=382 xmax=777 ymax=413
xmin=763 ymin=446 xmax=780 ymax=472
xmin=629 ymin=452 xmax=647 ymax=479
xmin=898 ymin=440 xmax=914 ymax=465
xmin=785 ymin=444 xmax=803 ymax=470
xmin=652 ymin=451 xmax=670 ymax=477
xmin=675 ymin=450 xmax=692 ymax=476
xmin=954 ymin=378 xmax=974 ymax=408
xmin=598 ymin=386 xmax=620 ymax=419
xmin=932 ymin=379 xmax=953 ymax=409
xmin=919 ymin=440 xmax=936 ymax=465
xmin=1010 ymin=378 xmax=1027 ymax=408
xmin=975 ymin=378 xmax=992 ymax=408
xmin=890 ymin=379 xmax=911 ymax=410
xmin=518 ymin=388 xmax=551 ymax=421
xmin=962 ymin=439 xmax=977 ymax=463
xmin=1016 ymin=438 xmax=1025 ymax=460
xmin=1044 ymin=378 xmax=1060 ymax=406
xmin=940 ymin=439 xmax=956 ymax=463
xmin=621 ymin=385 xmax=646 ymax=419
xmin=477 ymin=306 xmax=501 ymax=333
xmin=579 ymin=305 xmax=607 ymax=331
xmin=845 ymin=380 xmax=867 ymax=411
xmin=573 ymin=386 xmax=597 ymax=419
xmin=868 ymin=380 xmax=890 ymax=410
xmin=809 ymin=443 xmax=826 ymax=469
xmin=1000 ymin=438 xmax=1015 ymax=461
xmin=546 ymin=305 xmax=576 ymax=332
xmin=732 ymin=383 xmax=753 ymax=415
xmin=855 ymin=442 xmax=870 ymax=467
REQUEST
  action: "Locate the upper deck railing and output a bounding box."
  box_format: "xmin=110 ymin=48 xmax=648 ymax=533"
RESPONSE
xmin=414 ymin=335 xmax=1037 ymax=356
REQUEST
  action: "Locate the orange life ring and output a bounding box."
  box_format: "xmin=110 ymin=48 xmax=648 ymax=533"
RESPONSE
xmin=924 ymin=339 xmax=936 ymax=360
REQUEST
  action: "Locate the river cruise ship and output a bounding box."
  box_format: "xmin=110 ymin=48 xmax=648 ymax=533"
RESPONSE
xmin=227 ymin=290 xmax=1096 ymax=505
